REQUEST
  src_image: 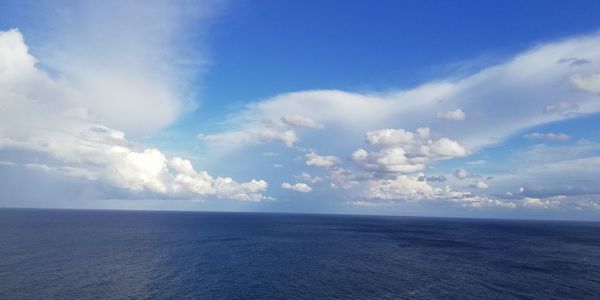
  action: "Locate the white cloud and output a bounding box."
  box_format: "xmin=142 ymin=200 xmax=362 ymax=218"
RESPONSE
xmin=366 ymin=175 xmax=438 ymax=200
xmin=281 ymin=114 xmax=323 ymax=128
xmin=524 ymin=132 xmax=571 ymax=141
xmin=365 ymin=175 xmax=514 ymax=208
xmin=305 ymin=152 xmax=339 ymax=168
xmin=0 ymin=29 xmax=268 ymax=202
xmin=352 ymin=128 xmax=467 ymax=174
xmin=281 ymin=182 xmax=313 ymax=193
xmin=570 ymin=73 xmax=600 ymax=93
xmin=259 ymin=129 xmax=298 ymax=147
xmin=200 ymin=32 xmax=600 ymax=155
xmin=0 ymin=161 xmax=16 ymax=166
xmin=454 ymin=169 xmax=471 ymax=179
xmin=6 ymin=1 xmax=220 ymax=136
xmin=470 ymin=180 xmax=489 ymax=189
xmin=365 ymin=128 xmax=428 ymax=146
xmin=437 ymin=109 xmax=466 ymax=121
xmin=24 ymin=163 xmax=52 ymax=172
xmin=522 ymin=196 xmax=563 ymax=209
xmin=198 ymin=128 xmax=298 ymax=147
xmin=543 ymin=102 xmax=580 ymax=116
xmin=295 ymin=172 xmax=323 ymax=184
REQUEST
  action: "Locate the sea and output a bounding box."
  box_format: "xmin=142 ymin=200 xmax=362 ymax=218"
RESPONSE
xmin=1 ymin=208 xmax=599 ymax=299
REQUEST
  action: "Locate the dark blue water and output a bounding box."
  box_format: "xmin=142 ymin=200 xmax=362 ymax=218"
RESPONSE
xmin=1 ymin=209 xmax=600 ymax=299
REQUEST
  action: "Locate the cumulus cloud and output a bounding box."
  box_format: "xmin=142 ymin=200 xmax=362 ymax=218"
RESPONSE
xmin=352 ymin=128 xmax=467 ymax=174
xmin=281 ymin=182 xmax=313 ymax=193
xmin=295 ymin=172 xmax=323 ymax=183
xmin=367 ymin=175 xmax=437 ymax=200
xmin=365 ymin=175 xmax=514 ymax=208
xmin=524 ymin=132 xmax=571 ymax=141
xmin=305 ymin=152 xmax=339 ymax=168
xmin=281 ymin=114 xmax=323 ymax=129
xmin=522 ymin=196 xmax=563 ymax=209
xmin=437 ymin=109 xmax=466 ymax=121
xmin=0 ymin=29 xmax=268 ymax=201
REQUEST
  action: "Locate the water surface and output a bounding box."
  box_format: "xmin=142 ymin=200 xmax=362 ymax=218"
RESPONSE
xmin=1 ymin=209 xmax=599 ymax=299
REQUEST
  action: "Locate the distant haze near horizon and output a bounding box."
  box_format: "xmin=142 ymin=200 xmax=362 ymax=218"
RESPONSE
xmin=1 ymin=0 xmax=600 ymax=220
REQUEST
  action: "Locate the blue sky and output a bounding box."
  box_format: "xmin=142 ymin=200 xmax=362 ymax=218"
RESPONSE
xmin=1 ymin=0 xmax=600 ymax=220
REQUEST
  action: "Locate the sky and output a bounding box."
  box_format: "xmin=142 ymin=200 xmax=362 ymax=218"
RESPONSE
xmin=1 ymin=0 xmax=600 ymax=220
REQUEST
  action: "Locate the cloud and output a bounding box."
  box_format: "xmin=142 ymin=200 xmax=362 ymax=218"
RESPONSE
xmin=418 ymin=175 xmax=447 ymax=182
xmin=198 ymin=128 xmax=298 ymax=147
xmin=281 ymin=114 xmax=323 ymax=128
xmin=24 ymin=163 xmax=52 ymax=172
xmin=4 ymin=1 xmax=221 ymax=136
xmin=352 ymin=128 xmax=467 ymax=174
xmin=470 ymin=180 xmax=489 ymax=189
xmin=0 ymin=161 xmax=16 ymax=166
xmin=437 ymin=109 xmax=466 ymax=121
xmin=524 ymin=132 xmax=571 ymax=141
xmin=570 ymin=73 xmax=600 ymax=93
xmin=454 ymin=169 xmax=471 ymax=179
xmin=543 ymin=102 xmax=580 ymax=116
xmin=365 ymin=175 xmax=513 ymax=208
xmin=0 ymin=28 xmax=268 ymax=201
xmin=366 ymin=175 xmax=437 ymax=200
xmin=200 ymin=32 xmax=600 ymax=157
xmin=281 ymin=182 xmax=313 ymax=193
xmin=558 ymin=57 xmax=592 ymax=66
xmin=295 ymin=172 xmax=323 ymax=183
xmin=522 ymin=196 xmax=563 ymax=209
xmin=305 ymin=152 xmax=339 ymax=168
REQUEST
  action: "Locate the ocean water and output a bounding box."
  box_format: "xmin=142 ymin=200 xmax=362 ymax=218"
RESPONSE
xmin=1 ymin=209 xmax=599 ymax=299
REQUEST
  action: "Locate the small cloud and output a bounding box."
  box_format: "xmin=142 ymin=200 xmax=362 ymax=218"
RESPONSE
xmin=0 ymin=160 xmax=16 ymax=166
xmin=467 ymin=160 xmax=486 ymax=165
xmin=453 ymin=169 xmax=471 ymax=179
xmin=281 ymin=114 xmax=323 ymax=129
xmin=273 ymin=164 xmax=283 ymax=168
xmin=521 ymin=196 xmax=563 ymax=209
xmin=263 ymin=152 xmax=279 ymax=156
xmin=199 ymin=129 xmax=299 ymax=147
xmin=305 ymin=152 xmax=339 ymax=168
xmin=543 ymin=102 xmax=579 ymax=116
xmin=281 ymin=182 xmax=313 ymax=193
xmin=437 ymin=109 xmax=466 ymax=121
xmin=294 ymin=172 xmax=323 ymax=184
xmin=469 ymin=180 xmax=489 ymax=189
xmin=570 ymin=73 xmax=600 ymax=94
xmin=24 ymin=163 xmax=52 ymax=172
xmin=524 ymin=132 xmax=571 ymax=142
xmin=418 ymin=175 xmax=447 ymax=182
